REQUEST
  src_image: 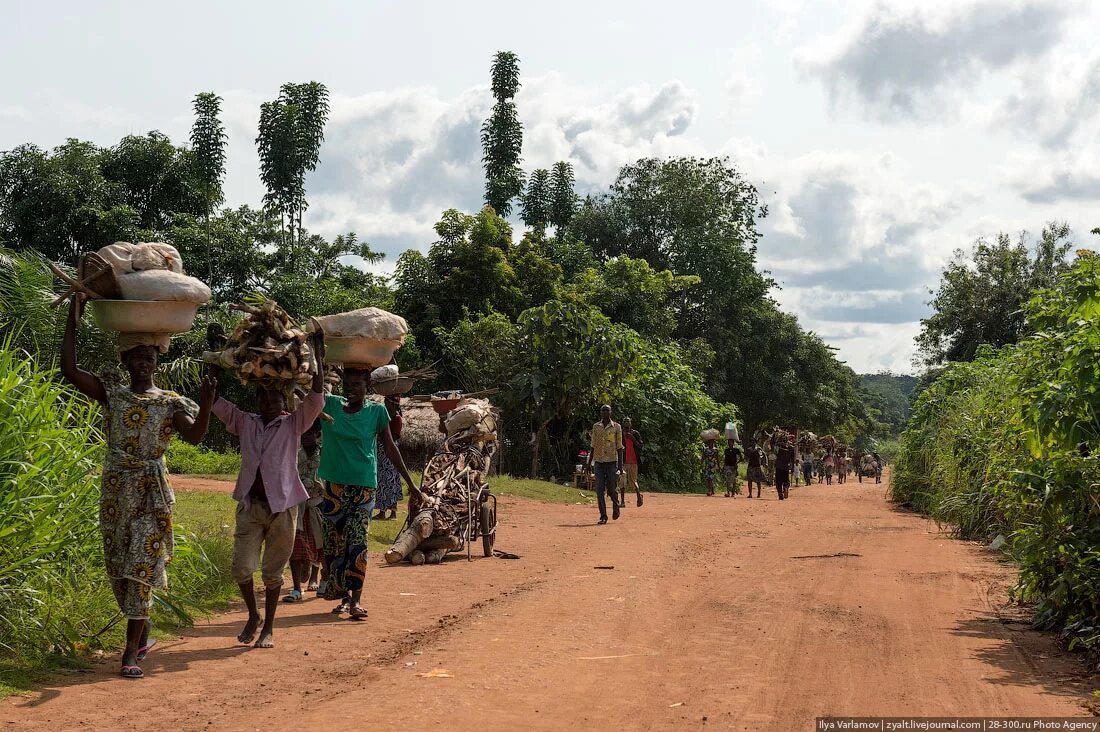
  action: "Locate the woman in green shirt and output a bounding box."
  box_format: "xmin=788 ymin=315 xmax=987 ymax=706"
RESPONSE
xmin=319 ymin=368 xmax=415 ymax=620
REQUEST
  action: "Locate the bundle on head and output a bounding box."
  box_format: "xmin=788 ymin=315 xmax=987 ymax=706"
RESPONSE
xmin=201 ymin=298 xmax=317 ymax=402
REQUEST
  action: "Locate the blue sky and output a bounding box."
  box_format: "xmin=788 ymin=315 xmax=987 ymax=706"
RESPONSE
xmin=4 ymin=0 xmax=1100 ymax=373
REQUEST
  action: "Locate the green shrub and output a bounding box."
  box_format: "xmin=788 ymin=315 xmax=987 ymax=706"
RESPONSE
xmin=166 ymin=440 xmax=241 ymax=476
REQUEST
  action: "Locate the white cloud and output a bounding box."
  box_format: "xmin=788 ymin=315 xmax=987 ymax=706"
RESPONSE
xmin=797 ymin=0 xmax=1073 ymax=121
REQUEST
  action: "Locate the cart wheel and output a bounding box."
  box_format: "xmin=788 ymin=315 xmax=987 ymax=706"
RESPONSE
xmin=480 ymin=502 xmax=496 ymax=557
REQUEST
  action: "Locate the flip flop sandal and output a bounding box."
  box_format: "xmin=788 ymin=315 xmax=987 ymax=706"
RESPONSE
xmin=282 ymin=589 xmax=302 ymax=603
xmin=120 ymin=665 xmax=144 ymax=679
xmin=307 ymin=583 xmax=319 ymax=592
xmin=331 ymin=600 xmax=350 ymax=615
xmin=348 ymin=606 xmax=369 ymax=621
xmin=135 ymin=638 xmax=157 ymax=662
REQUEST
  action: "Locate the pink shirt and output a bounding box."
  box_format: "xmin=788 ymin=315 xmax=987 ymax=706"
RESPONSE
xmin=212 ymin=391 xmax=324 ymax=513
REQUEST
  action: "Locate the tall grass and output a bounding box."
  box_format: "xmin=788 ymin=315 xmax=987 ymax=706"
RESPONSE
xmin=0 ymin=343 xmax=104 ymax=657
xmin=166 ymin=440 xmax=242 ymax=477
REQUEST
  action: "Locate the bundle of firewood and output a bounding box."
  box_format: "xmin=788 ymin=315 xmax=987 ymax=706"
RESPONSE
xmin=200 ymin=298 xmax=318 ymax=400
xmin=385 ymin=406 xmax=497 ymax=565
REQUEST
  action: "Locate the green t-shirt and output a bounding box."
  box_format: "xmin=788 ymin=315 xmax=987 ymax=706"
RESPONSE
xmin=318 ymin=395 xmax=391 ymax=488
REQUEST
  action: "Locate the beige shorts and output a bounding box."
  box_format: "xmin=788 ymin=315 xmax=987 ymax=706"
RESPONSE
xmin=619 ymin=463 xmax=639 ymax=492
xmin=232 ymin=500 xmax=298 ymax=588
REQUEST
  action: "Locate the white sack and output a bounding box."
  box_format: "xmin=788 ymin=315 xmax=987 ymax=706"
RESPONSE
xmin=117 ymin=270 xmax=211 ymax=304
xmin=313 ymin=307 xmax=408 ymax=341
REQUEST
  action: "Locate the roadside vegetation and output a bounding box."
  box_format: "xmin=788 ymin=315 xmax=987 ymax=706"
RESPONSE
xmin=894 ymin=251 xmax=1100 ymax=661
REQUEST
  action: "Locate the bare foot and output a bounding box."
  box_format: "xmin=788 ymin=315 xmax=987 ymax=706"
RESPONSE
xmin=237 ymin=614 xmax=261 ymax=644
xmin=254 ymin=629 xmax=274 ymax=648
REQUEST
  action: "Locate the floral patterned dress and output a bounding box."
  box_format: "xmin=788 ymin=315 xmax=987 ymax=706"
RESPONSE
xmin=702 ymin=444 xmax=720 ymax=481
xmin=99 ymin=370 xmax=197 ymax=619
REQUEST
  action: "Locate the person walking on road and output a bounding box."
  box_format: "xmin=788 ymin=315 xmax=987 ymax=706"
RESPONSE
xmin=745 ymin=438 xmax=768 ymax=498
xmin=586 ymin=405 xmax=624 ymax=525
xmin=702 ymin=435 xmax=720 ymax=496
xmin=774 ymin=435 xmax=795 ymax=500
xmin=620 ymin=417 xmax=644 ymax=508
xmin=723 ymin=439 xmax=742 ymax=497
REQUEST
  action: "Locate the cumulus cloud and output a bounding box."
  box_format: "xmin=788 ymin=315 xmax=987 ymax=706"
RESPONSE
xmin=797 ymin=0 xmax=1072 ymax=120
xmin=220 ymin=75 xmax=704 ymax=262
xmin=999 ymin=57 xmax=1100 ymax=147
xmin=754 ymin=151 xmax=970 ymax=341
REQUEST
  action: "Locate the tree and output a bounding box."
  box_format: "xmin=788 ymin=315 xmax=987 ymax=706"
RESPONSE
xmin=434 ymin=310 xmax=520 ymax=393
xmin=519 ymin=168 xmax=550 ymax=231
xmin=256 ymin=82 xmax=330 ymax=245
xmin=0 ymin=136 xmax=201 ymax=263
xmin=916 ymin=222 xmax=1073 ymax=365
xmin=509 ymin=300 xmax=637 ymax=477
xmin=549 ymin=161 xmax=578 ymax=230
xmin=101 ymin=132 xmax=205 ymax=231
xmin=481 ymin=51 xmax=524 ymax=216
xmin=189 ymin=92 xmax=227 ymax=215
xmin=569 ymin=157 xmax=775 ymax=412
xmin=189 ymin=92 xmax=228 ymax=283
xmin=165 ymin=205 xmax=277 ymax=302
xmin=425 ymin=207 xmax=522 ymax=324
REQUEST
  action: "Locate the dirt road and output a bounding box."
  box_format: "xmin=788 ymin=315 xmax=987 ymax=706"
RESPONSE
xmin=4 ymin=477 xmax=1094 ymax=730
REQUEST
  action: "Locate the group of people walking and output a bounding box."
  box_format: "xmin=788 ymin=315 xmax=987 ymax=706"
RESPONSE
xmin=704 ymin=429 xmax=885 ymax=502
xmin=62 ymin=296 xmax=416 ymax=679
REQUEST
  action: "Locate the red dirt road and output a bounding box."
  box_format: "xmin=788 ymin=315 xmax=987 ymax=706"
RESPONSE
xmin=4 ymin=477 xmax=1094 ymax=731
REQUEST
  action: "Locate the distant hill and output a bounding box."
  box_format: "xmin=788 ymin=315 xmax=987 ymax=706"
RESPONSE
xmin=860 ymin=373 xmax=919 ymax=435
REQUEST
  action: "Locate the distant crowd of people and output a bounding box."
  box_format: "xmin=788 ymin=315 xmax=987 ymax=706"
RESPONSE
xmin=579 ymin=404 xmax=885 ymax=522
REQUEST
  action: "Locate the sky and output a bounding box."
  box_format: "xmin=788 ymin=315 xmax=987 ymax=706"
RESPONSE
xmin=4 ymin=0 xmax=1100 ymax=374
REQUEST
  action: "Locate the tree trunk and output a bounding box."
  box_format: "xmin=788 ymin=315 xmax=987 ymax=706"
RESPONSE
xmin=384 ymin=510 xmax=433 ymax=563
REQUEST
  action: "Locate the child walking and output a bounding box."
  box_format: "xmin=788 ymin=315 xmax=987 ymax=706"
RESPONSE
xmin=284 ymin=420 xmax=325 ymax=602
xmin=210 ymin=332 xmax=326 ymax=648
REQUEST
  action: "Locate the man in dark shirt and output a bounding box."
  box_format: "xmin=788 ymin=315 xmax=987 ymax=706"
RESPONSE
xmin=774 ymin=434 xmax=796 ymax=500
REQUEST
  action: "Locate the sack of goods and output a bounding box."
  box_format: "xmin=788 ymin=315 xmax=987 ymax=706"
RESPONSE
xmin=200 ymin=299 xmax=317 ymax=396
xmin=83 ymin=242 xmax=212 ymax=352
xmin=724 ymin=421 xmax=739 ymax=441
xmin=444 ymin=403 xmax=496 ymax=441
xmin=311 ymin=307 xmax=408 ymax=367
xmin=701 ymin=428 xmax=721 ymax=441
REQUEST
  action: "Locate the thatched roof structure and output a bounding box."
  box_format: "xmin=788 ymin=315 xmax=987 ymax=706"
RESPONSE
xmin=368 ymin=395 xmax=499 ymax=472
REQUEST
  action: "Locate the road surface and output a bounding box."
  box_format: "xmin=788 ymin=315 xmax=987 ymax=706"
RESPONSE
xmin=3 ymin=475 xmax=1094 ymax=730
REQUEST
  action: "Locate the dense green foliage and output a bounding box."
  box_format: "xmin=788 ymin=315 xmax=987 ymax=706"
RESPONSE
xmin=894 ymin=254 xmax=1100 ymax=654
xmin=165 ymin=440 xmax=242 ymax=477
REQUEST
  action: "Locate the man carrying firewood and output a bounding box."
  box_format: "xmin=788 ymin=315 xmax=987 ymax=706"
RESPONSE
xmin=586 ymin=404 xmax=623 ymax=525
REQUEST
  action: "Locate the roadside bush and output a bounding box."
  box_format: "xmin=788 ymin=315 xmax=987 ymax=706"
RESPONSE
xmin=893 ymin=254 xmax=1100 ymax=658
xmin=166 ymin=440 xmax=241 ymax=476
